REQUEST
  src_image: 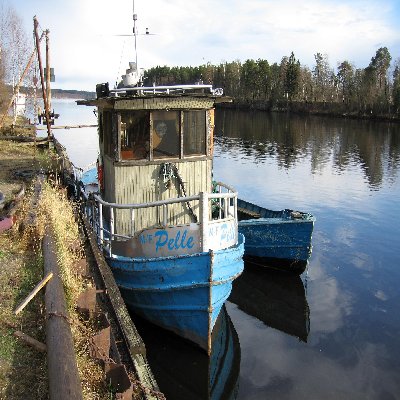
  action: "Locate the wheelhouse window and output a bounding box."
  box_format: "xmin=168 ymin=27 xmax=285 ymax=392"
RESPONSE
xmin=120 ymin=111 xmax=149 ymax=160
xmin=152 ymin=111 xmax=180 ymax=159
xmin=112 ymin=109 xmax=210 ymax=161
xmin=183 ymin=111 xmax=206 ymax=156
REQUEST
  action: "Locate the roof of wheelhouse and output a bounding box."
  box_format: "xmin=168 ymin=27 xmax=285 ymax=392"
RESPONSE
xmin=77 ymin=84 xmax=232 ymax=109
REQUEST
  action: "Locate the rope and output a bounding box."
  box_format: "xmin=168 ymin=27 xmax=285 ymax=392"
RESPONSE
xmin=159 ymin=163 xmax=198 ymax=223
xmin=47 ymin=311 xmax=71 ymax=324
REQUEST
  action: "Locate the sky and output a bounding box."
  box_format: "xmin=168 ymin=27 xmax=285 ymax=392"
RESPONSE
xmin=6 ymin=0 xmax=400 ymax=91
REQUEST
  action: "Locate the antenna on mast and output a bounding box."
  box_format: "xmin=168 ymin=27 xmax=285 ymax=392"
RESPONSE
xmin=133 ymin=0 xmax=138 ymax=68
xmin=118 ymin=0 xmax=154 ymax=87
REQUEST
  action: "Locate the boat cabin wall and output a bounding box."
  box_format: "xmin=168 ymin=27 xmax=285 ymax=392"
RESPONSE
xmin=104 ymin=158 xmax=212 ymax=234
xmin=96 ymin=101 xmax=215 ymax=235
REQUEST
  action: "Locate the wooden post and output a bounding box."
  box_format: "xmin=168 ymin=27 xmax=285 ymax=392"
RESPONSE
xmin=34 ymin=16 xmax=52 ymax=140
xmin=43 ymin=226 xmax=83 ymax=400
xmin=45 ymin=30 xmax=51 ymax=114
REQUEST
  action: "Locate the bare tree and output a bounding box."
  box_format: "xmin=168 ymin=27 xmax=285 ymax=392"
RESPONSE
xmin=0 ymin=4 xmax=32 ymax=117
xmin=0 ymin=5 xmax=30 ymax=86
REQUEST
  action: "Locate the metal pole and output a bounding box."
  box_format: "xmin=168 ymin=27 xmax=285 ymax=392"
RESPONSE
xmin=34 ymin=16 xmax=52 ymax=140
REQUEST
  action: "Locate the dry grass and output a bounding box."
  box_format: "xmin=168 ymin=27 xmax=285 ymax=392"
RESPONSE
xmin=0 ymin=137 xmax=49 ymax=400
xmin=0 ymin=141 xmax=111 ymax=399
xmin=0 ymin=197 xmax=48 ymax=399
xmin=0 ymin=140 xmax=44 ymax=206
xmin=0 ymin=115 xmax=35 ymax=137
xmin=36 ymin=182 xmax=109 ymax=399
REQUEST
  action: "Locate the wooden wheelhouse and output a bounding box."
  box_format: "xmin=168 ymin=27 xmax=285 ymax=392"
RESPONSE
xmin=79 ymin=85 xmax=231 ymax=236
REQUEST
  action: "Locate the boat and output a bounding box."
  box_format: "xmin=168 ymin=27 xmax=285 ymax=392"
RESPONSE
xmin=76 ymin=83 xmax=244 ymax=354
xmin=237 ymin=198 xmax=315 ymax=274
xmin=134 ymin=305 xmax=240 ymax=400
xmin=229 ymin=263 xmax=310 ymax=342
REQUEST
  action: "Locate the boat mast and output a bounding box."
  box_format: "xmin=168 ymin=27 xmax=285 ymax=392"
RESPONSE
xmin=133 ymin=0 xmax=138 ymax=68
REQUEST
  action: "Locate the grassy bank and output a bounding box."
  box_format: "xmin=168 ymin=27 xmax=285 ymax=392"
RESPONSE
xmin=0 ymin=140 xmax=49 ymax=398
xmin=0 ymin=140 xmax=109 ymax=399
xmin=0 ymin=115 xmax=36 ymax=137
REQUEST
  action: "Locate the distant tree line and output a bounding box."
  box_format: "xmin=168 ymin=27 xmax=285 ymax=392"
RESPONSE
xmin=143 ymin=47 xmax=400 ymax=119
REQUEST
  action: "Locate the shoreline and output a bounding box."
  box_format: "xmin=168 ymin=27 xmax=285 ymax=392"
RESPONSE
xmin=219 ymin=100 xmax=400 ymax=123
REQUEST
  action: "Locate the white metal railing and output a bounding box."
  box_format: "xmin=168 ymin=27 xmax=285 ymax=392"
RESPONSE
xmin=109 ymin=84 xmax=224 ymax=97
xmin=79 ymin=182 xmax=237 ymax=257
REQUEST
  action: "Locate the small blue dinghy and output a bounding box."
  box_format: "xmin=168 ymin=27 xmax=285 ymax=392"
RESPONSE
xmin=237 ymin=199 xmax=315 ymax=274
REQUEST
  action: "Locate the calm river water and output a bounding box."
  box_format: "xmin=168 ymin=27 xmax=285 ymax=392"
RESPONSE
xmin=51 ymin=99 xmax=400 ymax=400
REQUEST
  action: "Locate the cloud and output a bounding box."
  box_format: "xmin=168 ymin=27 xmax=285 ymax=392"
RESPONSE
xmin=11 ymin=0 xmax=400 ymax=90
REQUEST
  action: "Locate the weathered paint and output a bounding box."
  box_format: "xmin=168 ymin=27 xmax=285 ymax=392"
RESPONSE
xmin=108 ymin=234 xmax=244 ymax=353
xmin=79 ymin=95 xmax=217 ymax=110
xmin=114 ymin=97 xmax=216 ymax=111
xmin=237 ymin=198 xmax=315 ymax=273
xmin=78 ymin=89 xmax=242 ymax=354
xmin=111 ymin=219 xmax=238 ymax=258
xmin=103 ymin=159 xmax=212 ymax=234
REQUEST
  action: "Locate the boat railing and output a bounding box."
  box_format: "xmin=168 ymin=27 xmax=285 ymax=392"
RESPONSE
xmin=79 ymin=182 xmax=237 ymax=257
xmin=109 ymin=84 xmax=224 ymax=97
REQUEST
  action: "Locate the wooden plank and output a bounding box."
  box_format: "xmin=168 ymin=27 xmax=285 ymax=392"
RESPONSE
xmin=14 ymin=272 xmax=53 ymax=315
xmin=13 ymin=330 xmax=47 ymax=352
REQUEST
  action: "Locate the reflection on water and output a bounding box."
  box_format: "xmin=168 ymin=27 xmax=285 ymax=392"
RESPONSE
xmin=215 ymin=109 xmax=400 ymax=190
xmin=215 ymin=109 xmax=400 ymax=399
xmin=132 ymin=306 xmax=240 ymax=400
xmin=229 ymin=264 xmax=310 ymax=342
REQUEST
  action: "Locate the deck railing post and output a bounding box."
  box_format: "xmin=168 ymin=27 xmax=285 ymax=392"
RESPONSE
xmin=99 ymin=202 xmax=103 ymax=247
xmin=163 ymin=204 xmax=168 ymax=226
xmin=130 ymin=208 xmax=135 ymax=235
xmin=224 ymin=191 xmax=228 ymax=218
xmin=91 ymin=199 xmax=95 ymax=227
xmin=219 ymin=185 xmax=222 ymax=220
xmin=110 ymin=207 xmax=114 ymax=257
xmin=200 ymin=192 xmax=209 ymax=252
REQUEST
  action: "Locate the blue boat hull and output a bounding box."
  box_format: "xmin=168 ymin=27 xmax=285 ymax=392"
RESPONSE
xmin=135 ymin=305 xmax=240 ymax=400
xmin=238 ymin=199 xmax=315 ymax=273
xmin=108 ymin=234 xmax=244 ymax=353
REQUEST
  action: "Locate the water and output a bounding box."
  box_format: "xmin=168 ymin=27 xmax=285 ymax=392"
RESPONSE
xmin=40 ymin=99 xmax=98 ymax=168
xmin=52 ymin=99 xmax=400 ymax=399
xmin=215 ymin=111 xmax=400 ymax=400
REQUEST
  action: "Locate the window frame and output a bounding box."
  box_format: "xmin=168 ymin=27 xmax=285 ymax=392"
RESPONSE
xmin=105 ymin=109 xmax=212 ymax=163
